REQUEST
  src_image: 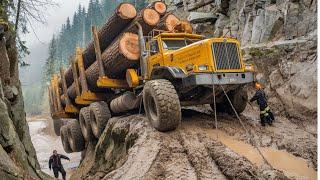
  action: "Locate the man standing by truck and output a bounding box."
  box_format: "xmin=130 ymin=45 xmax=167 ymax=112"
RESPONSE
xmin=250 ymin=82 xmax=275 ymax=126
xmin=49 ymin=150 xmax=70 ymax=180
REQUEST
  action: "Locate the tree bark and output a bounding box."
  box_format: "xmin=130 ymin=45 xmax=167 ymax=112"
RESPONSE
xmin=65 ymin=8 xmax=159 ymax=88
xmin=67 ymin=33 xmax=139 ymax=99
xmin=65 ymin=3 xmax=137 ymax=86
xmin=14 ymin=0 xmax=22 ymax=32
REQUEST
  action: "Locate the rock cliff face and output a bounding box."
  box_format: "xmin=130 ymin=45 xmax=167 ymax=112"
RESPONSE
xmin=168 ymin=0 xmax=317 ymax=128
xmin=0 ymin=26 xmax=50 ymax=179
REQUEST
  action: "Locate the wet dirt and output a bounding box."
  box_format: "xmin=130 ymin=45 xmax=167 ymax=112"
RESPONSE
xmin=71 ymin=107 xmax=317 ymax=180
xmin=182 ymin=121 xmax=316 ymax=180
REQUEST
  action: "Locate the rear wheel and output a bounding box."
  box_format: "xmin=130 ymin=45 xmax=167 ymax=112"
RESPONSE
xmin=67 ymin=120 xmax=85 ymax=152
xmin=211 ymin=88 xmax=248 ymax=115
xmin=210 ymin=102 xmax=228 ymax=113
xmin=79 ymin=107 xmax=94 ymax=142
xmin=90 ymin=101 xmax=111 ymax=139
xmin=60 ymin=125 xmax=72 ymax=153
xmin=143 ymin=79 xmax=181 ymax=132
xmin=228 ymin=88 xmax=248 ymax=114
xmin=53 ymin=118 xmax=63 ymax=136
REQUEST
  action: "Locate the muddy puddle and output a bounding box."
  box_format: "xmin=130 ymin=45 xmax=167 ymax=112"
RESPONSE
xmin=202 ymin=128 xmax=317 ymax=180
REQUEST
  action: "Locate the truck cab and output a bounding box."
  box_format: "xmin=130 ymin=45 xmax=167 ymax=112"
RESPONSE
xmin=145 ymin=32 xmax=254 ymax=108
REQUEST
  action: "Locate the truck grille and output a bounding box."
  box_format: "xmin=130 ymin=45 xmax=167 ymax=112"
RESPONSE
xmin=212 ymin=42 xmax=241 ymax=70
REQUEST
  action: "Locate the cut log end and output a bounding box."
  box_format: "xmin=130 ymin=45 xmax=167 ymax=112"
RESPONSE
xmin=175 ymin=20 xmax=193 ymax=34
xmin=165 ymin=14 xmax=181 ymax=32
xmin=153 ymin=1 xmax=167 ymax=15
xmin=119 ymin=33 xmax=140 ymax=61
xmin=142 ymin=8 xmax=160 ymax=26
xmin=118 ymin=3 xmax=137 ymax=19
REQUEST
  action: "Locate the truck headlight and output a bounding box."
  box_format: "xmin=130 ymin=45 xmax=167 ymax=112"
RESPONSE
xmin=198 ymin=65 xmax=208 ymax=71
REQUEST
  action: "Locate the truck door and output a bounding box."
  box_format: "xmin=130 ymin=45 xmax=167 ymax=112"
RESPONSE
xmin=147 ymin=40 xmax=163 ymax=76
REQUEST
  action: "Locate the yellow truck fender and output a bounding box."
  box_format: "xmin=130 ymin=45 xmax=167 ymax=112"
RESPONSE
xmin=150 ymin=66 xmax=186 ymax=80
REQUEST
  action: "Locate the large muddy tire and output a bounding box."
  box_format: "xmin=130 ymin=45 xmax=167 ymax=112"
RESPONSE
xmin=211 ymin=88 xmax=248 ymax=115
xmin=67 ymin=120 xmax=85 ymax=152
xmin=210 ymin=103 xmax=228 ymax=113
xmin=143 ymin=79 xmax=181 ymax=132
xmin=90 ymin=101 xmax=111 ymax=139
xmin=229 ymin=88 xmax=248 ymax=114
xmin=53 ymin=118 xmax=63 ymax=136
xmin=60 ymin=125 xmax=72 ymax=153
xmin=79 ymin=107 xmax=94 ymax=142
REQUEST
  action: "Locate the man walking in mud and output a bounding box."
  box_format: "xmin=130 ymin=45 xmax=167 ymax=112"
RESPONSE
xmin=250 ymin=82 xmax=275 ymax=126
xmin=49 ymin=150 xmax=70 ymax=180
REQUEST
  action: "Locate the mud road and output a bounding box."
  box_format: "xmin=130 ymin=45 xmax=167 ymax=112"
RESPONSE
xmin=72 ymin=105 xmax=317 ymax=180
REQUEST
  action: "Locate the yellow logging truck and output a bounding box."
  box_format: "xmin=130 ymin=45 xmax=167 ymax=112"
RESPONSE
xmin=48 ymin=24 xmax=254 ymax=153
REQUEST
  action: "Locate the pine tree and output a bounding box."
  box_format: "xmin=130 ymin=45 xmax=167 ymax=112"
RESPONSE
xmin=42 ymin=35 xmax=57 ymax=84
xmin=42 ymin=0 xmax=127 ymax=85
xmin=102 ymin=0 xmax=117 ymax=19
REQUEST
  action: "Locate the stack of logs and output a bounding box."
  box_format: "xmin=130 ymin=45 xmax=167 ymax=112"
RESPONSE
xmin=62 ymin=1 xmax=193 ymax=100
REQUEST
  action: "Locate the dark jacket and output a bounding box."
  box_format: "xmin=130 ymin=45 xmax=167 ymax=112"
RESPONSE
xmin=49 ymin=154 xmax=69 ymax=169
xmin=250 ymin=89 xmax=268 ymax=110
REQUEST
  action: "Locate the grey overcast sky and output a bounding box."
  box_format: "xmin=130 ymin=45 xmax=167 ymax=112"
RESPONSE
xmin=19 ymin=0 xmax=90 ymax=85
xmin=22 ymin=0 xmax=90 ymax=47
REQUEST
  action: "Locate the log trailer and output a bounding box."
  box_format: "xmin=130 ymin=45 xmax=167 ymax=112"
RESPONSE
xmin=48 ymin=2 xmax=254 ymax=153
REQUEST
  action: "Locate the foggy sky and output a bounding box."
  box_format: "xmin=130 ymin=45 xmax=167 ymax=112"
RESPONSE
xmin=23 ymin=0 xmax=90 ymax=47
xmin=19 ymin=0 xmax=90 ymax=86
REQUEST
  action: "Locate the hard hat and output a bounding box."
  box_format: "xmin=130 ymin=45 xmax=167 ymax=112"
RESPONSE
xmin=255 ymin=82 xmax=262 ymax=89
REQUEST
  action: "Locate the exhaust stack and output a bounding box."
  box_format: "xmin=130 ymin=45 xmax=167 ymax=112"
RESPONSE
xmin=135 ymin=22 xmax=148 ymax=80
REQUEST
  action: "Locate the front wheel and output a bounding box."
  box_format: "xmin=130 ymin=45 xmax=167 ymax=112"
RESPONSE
xmin=143 ymin=79 xmax=181 ymax=132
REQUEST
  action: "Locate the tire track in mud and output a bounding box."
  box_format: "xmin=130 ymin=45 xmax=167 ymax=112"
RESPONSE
xmin=71 ymin=109 xmax=316 ymax=180
xmin=145 ymin=134 xmax=198 ymax=180
xmin=176 ymin=130 xmax=227 ymax=180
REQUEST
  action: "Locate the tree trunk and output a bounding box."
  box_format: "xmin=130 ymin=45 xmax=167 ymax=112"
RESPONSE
xmin=65 ymin=8 xmax=159 ymax=88
xmin=174 ymin=20 xmax=193 ymax=34
xmin=125 ymin=8 xmax=160 ymax=35
xmin=14 ymin=0 xmax=22 ymax=32
xmin=155 ymin=13 xmax=180 ymax=32
xmin=64 ymin=3 xmax=137 ymax=86
xmin=82 ymin=3 xmax=137 ymax=69
xmin=67 ymin=33 xmax=139 ymax=100
xmin=148 ymin=1 xmax=167 ymax=16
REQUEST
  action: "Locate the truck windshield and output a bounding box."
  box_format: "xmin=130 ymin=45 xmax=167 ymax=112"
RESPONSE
xmin=162 ymin=39 xmax=199 ymax=50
